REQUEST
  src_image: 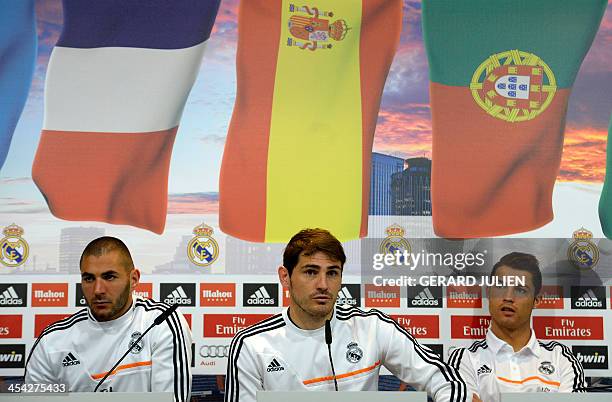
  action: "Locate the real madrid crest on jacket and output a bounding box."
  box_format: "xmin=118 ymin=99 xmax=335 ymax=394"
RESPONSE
xmin=24 ymin=297 xmax=192 ymax=402
xmin=448 ymin=329 xmax=586 ymax=402
xmin=225 ymin=306 xmax=466 ymax=402
xmin=422 ymin=0 xmax=607 ymax=238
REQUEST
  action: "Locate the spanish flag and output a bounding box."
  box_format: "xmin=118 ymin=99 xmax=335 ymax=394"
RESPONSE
xmin=0 ymin=0 xmax=36 ymax=170
xmin=422 ymin=0 xmax=606 ymax=238
xmin=32 ymin=0 xmax=220 ymax=233
xmin=220 ymin=0 xmax=402 ymax=242
xmin=599 ymin=114 xmax=612 ymax=239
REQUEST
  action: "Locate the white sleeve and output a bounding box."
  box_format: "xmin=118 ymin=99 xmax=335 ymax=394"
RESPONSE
xmin=555 ymin=343 xmax=587 ymax=392
xmin=225 ymin=337 xmax=263 ymax=402
xmin=448 ymin=348 xmax=479 ymax=401
xmin=378 ymin=313 xmax=467 ymax=402
xmin=151 ymin=310 xmax=192 ymax=402
xmin=24 ymin=337 xmax=57 ymax=386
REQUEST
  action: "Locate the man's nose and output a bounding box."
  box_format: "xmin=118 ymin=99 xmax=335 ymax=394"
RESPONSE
xmin=502 ymin=287 xmax=514 ymax=301
xmin=93 ymin=278 xmax=106 ymax=295
xmin=315 ymin=272 xmax=329 ymax=290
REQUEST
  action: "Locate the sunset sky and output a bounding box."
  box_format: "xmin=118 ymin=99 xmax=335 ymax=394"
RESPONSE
xmin=1 ymin=0 xmax=611 ymax=215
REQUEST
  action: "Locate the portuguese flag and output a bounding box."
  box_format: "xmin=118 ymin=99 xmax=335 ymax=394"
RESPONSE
xmin=31 ymin=0 xmax=220 ymax=233
xmin=422 ymin=0 xmax=606 ymax=238
xmin=219 ymin=0 xmax=402 ymax=242
xmin=599 ymin=114 xmax=612 ymax=238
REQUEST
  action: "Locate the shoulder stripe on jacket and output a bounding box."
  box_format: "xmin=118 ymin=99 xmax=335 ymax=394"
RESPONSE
xmin=137 ymin=299 xmax=191 ymax=402
xmin=468 ymin=339 xmax=488 ymax=353
xmin=336 ymin=307 xmax=466 ymax=402
xmin=137 ymin=299 xmax=190 ymax=402
xmin=24 ymin=309 xmax=88 ymax=378
xmin=448 ymin=348 xmax=465 ymax=370
xmin=539 ymin=340 xmax=586 ymax=392
xmin=225 ymin=315 xmax=285 ymax=402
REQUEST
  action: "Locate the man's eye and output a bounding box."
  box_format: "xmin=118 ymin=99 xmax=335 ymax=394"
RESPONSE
xmin=516 ymin=287 xmax=527 ymax=294
xmin=103 ymin=275 xmax=116 ymax=280
xmin=327 ymin=270 xmax=339 ymax=277
xmin=305 ymin=270 xmax=317 ymax=276
xmin=82 ymin=277 xmax=93 ymax=283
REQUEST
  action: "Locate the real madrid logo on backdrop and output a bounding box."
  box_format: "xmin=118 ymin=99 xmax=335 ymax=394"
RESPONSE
xmin=0 ymin=223 xmax=29 ymax=268
xmin=187 ymin=223 xmax=219 ymax=267
xmin=470 ymin=49 xmax=557 ymax=123
xmin=286 ymin=4 xmax=349 ymax=51
xmin=346 ymin=342 xmax=363 ymax=363
xmin=380 ymin=224 xmax=411 ymax=260
xmin=567 ymin=227 xmax=599 ymax=270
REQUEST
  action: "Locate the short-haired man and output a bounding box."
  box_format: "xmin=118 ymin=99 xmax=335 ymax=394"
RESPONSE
xmin=448 ymin=252 xmax=586 ymax=402
xmin=226 ymin=228 xmax=466 ymax=402
xmin=25 ymin=237 xmax=192 ymax=402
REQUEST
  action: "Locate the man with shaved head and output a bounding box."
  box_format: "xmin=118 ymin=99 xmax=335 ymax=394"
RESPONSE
xmin=25 ymin=236 xmax=192 ymax=402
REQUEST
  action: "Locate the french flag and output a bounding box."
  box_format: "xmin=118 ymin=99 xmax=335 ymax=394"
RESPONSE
xmin=32 ymin=0 xmax=220 ymax=233
xmin=0 ymin=0 xmax=36 ymax=170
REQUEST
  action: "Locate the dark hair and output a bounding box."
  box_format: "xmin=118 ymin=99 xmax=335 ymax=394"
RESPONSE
xmin=79 ymin=236 xmax=135 ymax=271
xmin=490 ymin=252 xmax=542 ymax=295
xmin=283 ymin=228 xmax=346 ymax=275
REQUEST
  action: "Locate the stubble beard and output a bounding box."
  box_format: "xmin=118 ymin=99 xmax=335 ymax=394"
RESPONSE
xmin=289 ymin=285 xmax=335 ymax=320
xmin=90 ymin=282 xmax=131 ymax=322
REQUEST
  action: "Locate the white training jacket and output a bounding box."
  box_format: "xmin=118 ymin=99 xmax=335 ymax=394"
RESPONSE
xmin=225 ymin=306 xmax=467 ymax=402
xmin=24 ymin=298 xmax=192 ymax=402
xmin=448 ymin=329 xmax=587 ymax=402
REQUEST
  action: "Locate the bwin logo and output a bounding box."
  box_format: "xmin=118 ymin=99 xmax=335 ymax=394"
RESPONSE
xmin=575 ymin=289 xmax=602 ymax=308
xmin=248 ymin=287 xmax=274 ymax=305
xmin=267 ymin=358 xmax=284 ymax=372
xmin=164 ymin=286 xmax=192 ymax=305
xmin=337 ymin=287 xmax=357 ymax=306
xmin=411 ymin=288 xmax=439 ymax=307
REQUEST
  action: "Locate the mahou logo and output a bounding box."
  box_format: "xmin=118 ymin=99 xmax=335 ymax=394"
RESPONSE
xmin=533 ymin=316 xmax=603 ymax=340
xmin=450 ymin=316 xmax=491 ymax=339
xmin=32 ymin=283 xmax=68 ymax=307
xmin=447 ymin=286 xmax=482 ymax=308
xmin=391 ymin=315 xmax=439 ymax=338
xmin=536 ymin=286 xmax=564 ymax=309
xmin=365 ymin=285 xmax=400 ymax=308
xmin=203 ymin=314 xmax=273 ymax=338
xmin=133 ymin=283 xmax=153 ymax=299
xmin=34 ymin=314 xmax=71 ymax=338
xmin=0 ymin=315 xmax=22 ymax=338
xmin=200 ymin=283 xmax=235 ymax=307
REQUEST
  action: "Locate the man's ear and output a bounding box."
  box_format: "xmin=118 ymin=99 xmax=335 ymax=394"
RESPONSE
xmin=278 ymin=266 xmax=290 ymax=289
xmin=130 ymin=268 xmax=141 ymax=290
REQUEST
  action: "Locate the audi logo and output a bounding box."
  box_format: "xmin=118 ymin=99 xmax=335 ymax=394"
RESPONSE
xmin=199 ymin=345 xmax=230 ymax=358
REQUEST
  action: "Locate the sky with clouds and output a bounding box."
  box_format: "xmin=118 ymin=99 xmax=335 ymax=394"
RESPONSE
xmin=1 ymin=0 xmax=611 ymax=216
